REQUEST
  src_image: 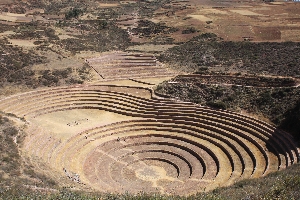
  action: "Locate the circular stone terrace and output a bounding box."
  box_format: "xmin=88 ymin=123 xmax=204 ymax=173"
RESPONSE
xmin=0 ymin=52 xmax=299 ymax=195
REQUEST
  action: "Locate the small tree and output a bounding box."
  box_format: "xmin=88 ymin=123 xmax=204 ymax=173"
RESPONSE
xmin=65 ymin=8 xmax=83 ymax=20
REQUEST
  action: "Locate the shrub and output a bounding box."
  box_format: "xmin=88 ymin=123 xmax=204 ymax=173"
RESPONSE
xmin=182 ymin=27 xmax=197 ymax=34
xmin=65 ymin=8 xmax=83 ymax=20
xmin=207 ymin=101 xmax=227 ymax=110
xmin=3 ymin=127 xmax=18 ymax=136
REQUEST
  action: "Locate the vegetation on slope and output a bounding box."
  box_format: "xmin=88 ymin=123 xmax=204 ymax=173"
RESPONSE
xmin=55 ymin=21 xmax=131 ymax=54
xmin=156 ymin=76 xmax=300 ymax=142
xmin=159 ymin=33 xmax=300 ymax=77
xmin=0 ymin=38 xmax=45 ymax=87
xmin=156 ymin=33 xmax=300 ymax=141
xmin=0 ymin=39 xmax=91 ymax=91
xmin=0 ymin=0 xmax=182 ymax=94
xmin=0 ymin=114 xmax=57 ymax=194
xmin=0 ymin=115 xmax=24 ymax=185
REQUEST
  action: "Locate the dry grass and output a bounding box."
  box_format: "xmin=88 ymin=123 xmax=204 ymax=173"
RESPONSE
xmin=126 ymin=44 xmax=177 ymax=52
xmin=8 ymin=39 xmax=37 ymax=47
xmin=229 ymin=10 xmax=264 ymax=16
xmin=98 ymin=3 xmax=120 ymax=7
xmin=187 ymin=15 xmax=212 ymax=22
xmin=0 ymin=12 xmax=33 ymax=22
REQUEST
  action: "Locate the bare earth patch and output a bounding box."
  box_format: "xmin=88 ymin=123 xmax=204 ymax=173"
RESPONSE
xmin=8 ymin=39 xmax=37 ymax=47
xmin=230 ymin=9 xmax=264 ymax=16
xmin=281 ymin=30 xmax=300 ymax=41
xmin=0 ymin=0 xmax=14 ymax=4
xmin=0 ymin=12 xmax=33 ymax=22
xmin=0 ymin=30 xmax=15 ymax=37
xmin=187 ymin=14 xmax=212 ymax=22
xmin=126 ymin=44 xmax=177 ymax=52
xmin=200 ymin=9 xmax=228 ymax=15
xmin=98 ymin=3 xmax=120 ymax=7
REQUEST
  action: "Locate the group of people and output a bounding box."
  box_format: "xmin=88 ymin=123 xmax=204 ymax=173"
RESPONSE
xmin=63 ymin=168 xmax=81 ymax=184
